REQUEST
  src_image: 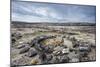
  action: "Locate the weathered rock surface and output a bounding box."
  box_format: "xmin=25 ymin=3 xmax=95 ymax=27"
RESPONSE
xmin=11 ymin=35 xmax=96 ymax=66
xmin=26 ymin=48 xmax=37 ymax=57
xmin=69 ymin=58 xmax=79 ymax=62
xmin=62 ymin=48 xmax=69 ymax=54
xmin=30 ymin=59 xmax=39 ymax=65
xmin=12 ymin=32 xmax=22 ymax=39
xmin=46 ymin=54 xmax=53 ymax=61
xmin=19 ymin=46 xmax=30 ymax=54
xmin=11 ymin=55 xmax=30 ymax=66
xmin=59 ymin=55 xmax=69 ymax=63
xmin=79 ymin=45 xmax=91 ymax=52
xmin=16 ymin=44 xmax=26 ymax=49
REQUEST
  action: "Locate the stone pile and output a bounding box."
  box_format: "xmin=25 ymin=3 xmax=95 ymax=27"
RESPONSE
xmin=11 ymin=35 xmax=95 ymax=66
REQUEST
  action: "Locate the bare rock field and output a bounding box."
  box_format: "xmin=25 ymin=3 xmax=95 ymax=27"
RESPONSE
xmin=11 ymin=22 xmax=96 ymax=66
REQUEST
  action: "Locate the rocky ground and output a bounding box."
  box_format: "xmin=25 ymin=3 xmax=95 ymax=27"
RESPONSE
xmin=11 ymin=25 xmax=96 ymax=66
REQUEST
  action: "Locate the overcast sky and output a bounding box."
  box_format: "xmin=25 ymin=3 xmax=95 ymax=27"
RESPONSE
xmin=11 ymin=1 xmax=96 ymax=23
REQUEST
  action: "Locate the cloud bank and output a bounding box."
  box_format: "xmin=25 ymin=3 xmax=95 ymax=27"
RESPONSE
xmin=12 ymin=1 xmax=96 ymax=23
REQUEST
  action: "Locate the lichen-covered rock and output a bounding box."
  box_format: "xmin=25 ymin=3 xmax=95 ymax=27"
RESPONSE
xmin=30 ymin=59 xmax=39 ymax=65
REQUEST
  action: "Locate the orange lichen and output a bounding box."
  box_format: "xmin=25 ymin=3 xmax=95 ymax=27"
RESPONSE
xmin=42 ymin=37 xmax=64 ymax=46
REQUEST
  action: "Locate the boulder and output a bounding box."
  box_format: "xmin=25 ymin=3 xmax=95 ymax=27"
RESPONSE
xmin=54 ymin=46 xmax=64 ymax=52
xmin=35 ymin=43 xmax=43 ymax=51
xmin=12 ymin=33 xmax=22 ymax=39
xmin=26 ymin=48 xmax=37 ymax=57
xmin=60 ymin=55 xmax=69 ymax=63
xmin=50 ymin=56 xmax=59 ymax=64
xmin=46 ymin=54 xmax=53 ymax=61
xmin=70 ymin=37 xmax=77 ymax=42
xmin=69 ymin=58 xmax=79 ymax=62
xmin=53 ymin=51 xmax=61 ymax=56
xmin=30 ymin=59 xmax=39 ymax=65
xmin=90 ymin=43 xmax=96 ymax=48
xmin=68 ymin=52 xmax=79 ymax=60
xmin=12 ymin=37 xmax=16 ymax=44
xmin=73 ymin=41 xmax=80 ymax=48
xmin=39 ymin=53 xmax=47 ymax=61
xmin=16 ymin=44 xmax=25 ymax=49
xmin=19 ymin=46 xmax=30 ymax=54
xmin=44 ymin=45 xmax=54 ymax=53
xmin=79 ymin=51 xmax=88 ymax=57
xmin=79 ymin=45 xmax=91 ymax=52
xmin=79 ymin=57 xmax=89 ymax=62
xmin=11 ymin=55 xmax=30 ymax=66
xmin=62 ymin=48 xmax=69 ymax=54
xmin=30 ymin=39 xmax=38 ymax=47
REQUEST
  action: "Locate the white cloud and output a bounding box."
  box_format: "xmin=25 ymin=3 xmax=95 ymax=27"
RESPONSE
xmin=12 ymin=2 xmax=64 ymax=22
xmin=34 ymin=7 xmax=63 ymax=20
xmin=35 ymin=7 xmax=49 ymax=17
xmin=12 ymin=13 xmax=60 ymax=22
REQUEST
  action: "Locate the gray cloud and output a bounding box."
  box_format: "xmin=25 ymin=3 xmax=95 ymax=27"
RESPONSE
xmin=12 ymin=1 xmax=96 ymax=23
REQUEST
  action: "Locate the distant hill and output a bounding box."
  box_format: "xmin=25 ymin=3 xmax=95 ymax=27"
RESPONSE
xmin=11 ymin=21 xmax=96 ymax=28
